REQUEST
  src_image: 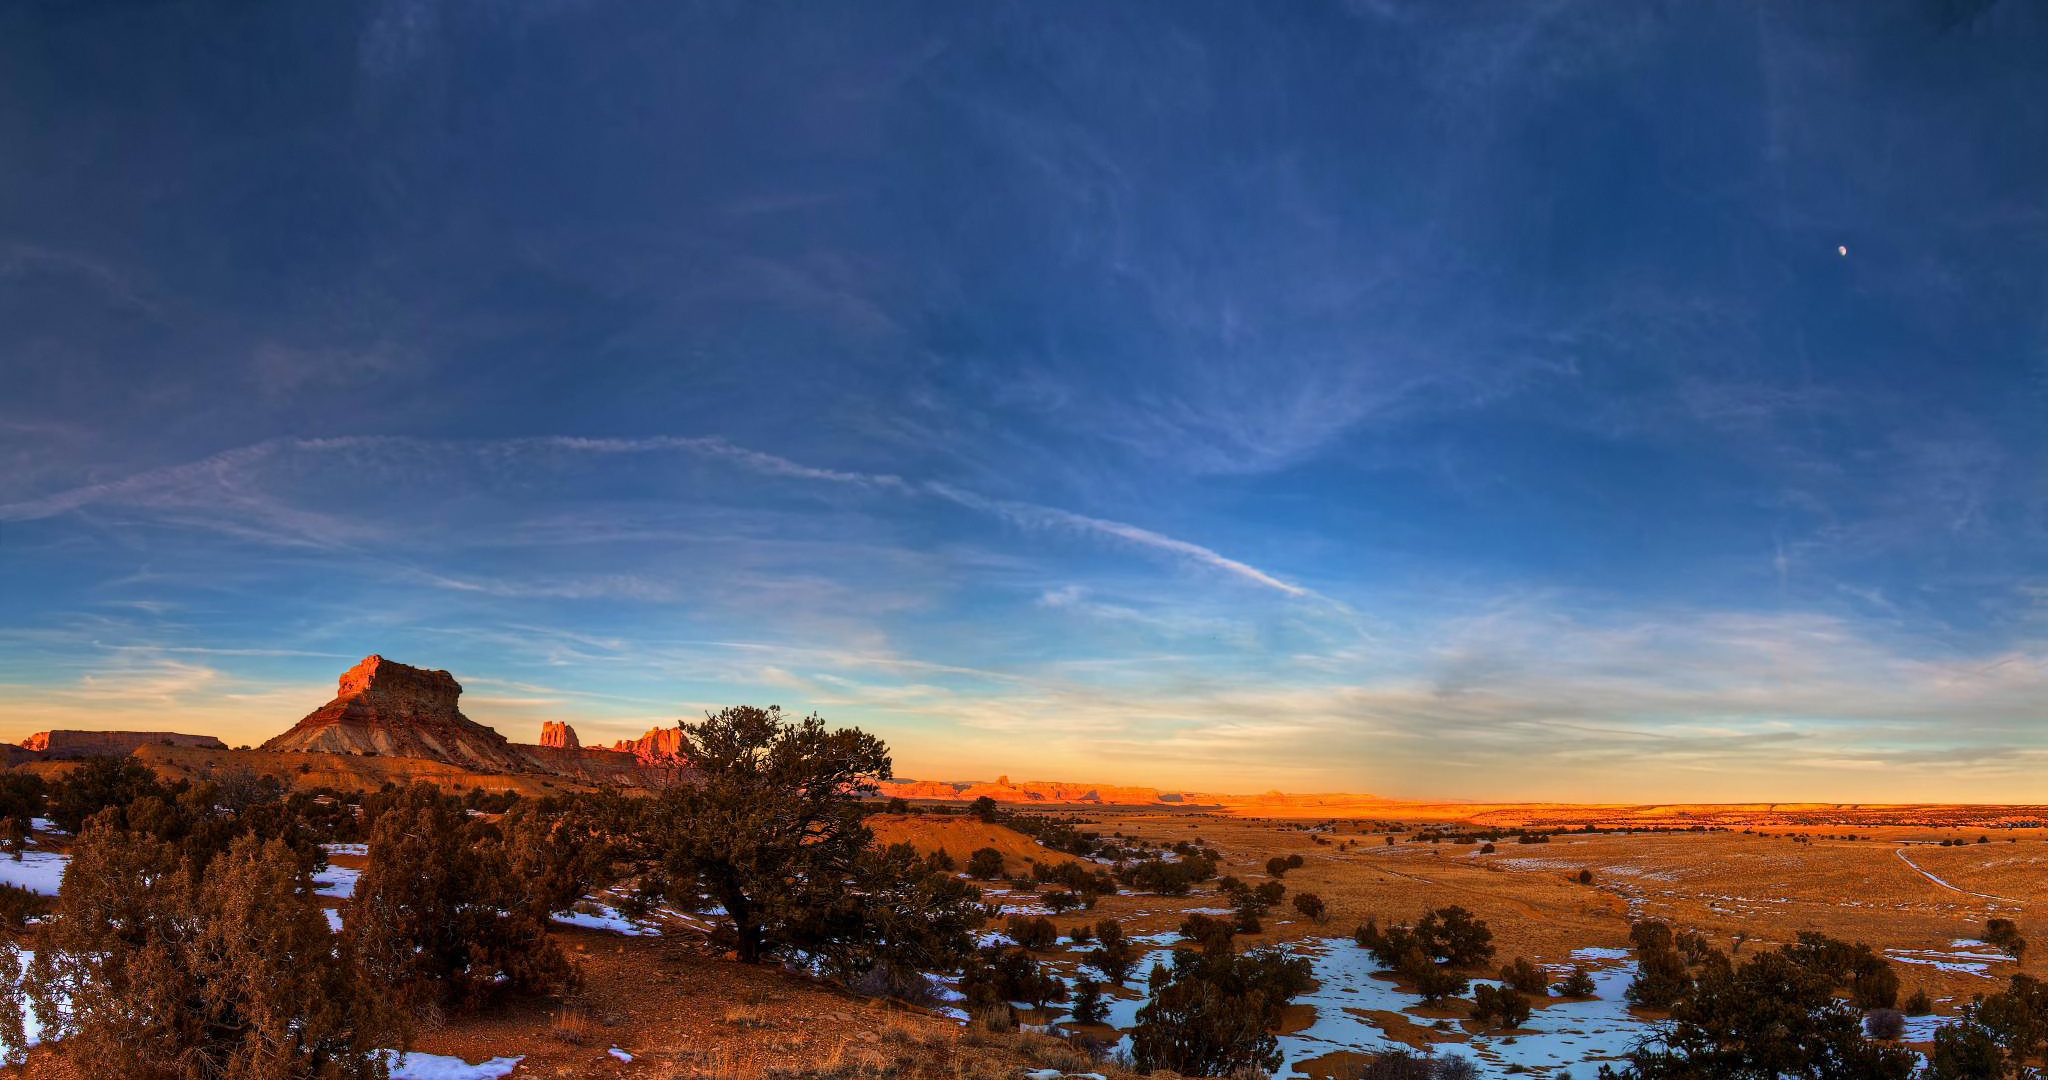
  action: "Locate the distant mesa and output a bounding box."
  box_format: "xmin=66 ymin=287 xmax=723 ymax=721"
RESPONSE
xmin=19 ymin=730 xmax=226 ymax=759
xmin=538 ymin=720 xmax=580 ymax=750
xmin=260 ymin=654 xmax=539 ymax=773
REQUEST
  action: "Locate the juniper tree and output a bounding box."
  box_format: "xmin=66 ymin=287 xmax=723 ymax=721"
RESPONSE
xmin=646 ymin=706 xmax=984 ymax=979
xmin=3 ymin=826 xmax=395 ymax=1079
xmin=1132 ymin=946 xmax=1313 ymax=1077
xmin=344 ymin=782 xmax=572 ymax=1016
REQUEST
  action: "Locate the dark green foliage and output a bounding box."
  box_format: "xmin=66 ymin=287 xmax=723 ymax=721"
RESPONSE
xmin=646 ymin=706 xmax=980 ymax=976
xmin=1599 ymin=947 xmax=1917 ymax=1080
xmin=1471 ymin=983 xmax=1532 ymax=1030
xmin=1985 ymin=918 xmax=2028 ymax=962
xmin=344 ymin=782 xmax=574 ymax=1015
xmin=1042 ymin=888 xmax=1080 ymax=914
xmin=1904 ymin=987 xmax=1934 ymax=1015
xmin=1627 ymin=942 xmax=1694 ymax=1010
xmin=1500 ymin=956 xmax=1550 ymax=995
xmin=1416 ymin=905 xmax=1495 ymax=968
xmin=1266 ymin=855 xmax=1291 ymax=877
xmin=0 ymin=827 xmax=396 ymax=1078
xmin=47 ymin=756 xmax=168 ymax=832
xmin=1122 ymin=854 xmax=1216 ymax=895
xmin=0 ymin=775 xmax=47 ymax=832
xmin=1179 ymin=912 xmax=1238 ymax=956
xmin=0 ymin=883 xmax=48 ymax=929
xmin=1006 ymin=914 xmax=1057 ymax=950
xmin=1131 ymin=946 xmax=1312 ymax=1077
xmin=967 ymin=847 xmax=1005 ymax=880
xmin=1070 ymin=978 xmax=1107 ymax=1025
xmin=961 ymin=946 xmax=1066 ymax=1011
xmin=1922 ymin=974 xmax=2048 ymax=1080
xmin=1293 ymin=891 xmax=1328 ymax=924
xmin=1557 ymin=965 xmax=1599 ymax=999
xmin=970 ymin=796 xmax=998 ymax=823
xmin=1089 ymin=919 xmax=1141 ymax=984
xmin=1404 ymin=948 xmax=1469 ymax=1003
xmin=1068 ymin=922 xmax=1093 ymax=944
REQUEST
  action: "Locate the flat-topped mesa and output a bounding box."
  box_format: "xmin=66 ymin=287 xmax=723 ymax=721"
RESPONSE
xmin=20 ymin=730 xmax=227 ymax=759
xmin=261 ymin=654 xmax=538 ymax=773
xmin=538 ymin=721 xmax=580 ymax=750
xmin=610 ymin=724 xmax=689 ymax=766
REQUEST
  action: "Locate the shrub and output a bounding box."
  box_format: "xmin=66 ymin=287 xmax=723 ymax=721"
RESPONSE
xmin=1471 ymin=983 xmax=1531 ymax=1030
xmin=1006 ymin=914 xmax=1058 ymax=950
xmin=1070 ymin=978 xmax=1107 ymax=1024
xmin=1903 ymin=987 xmax=1934 ymax=1015
xmin=1 ymin=828 xmax=395 ymax=1078
xmin=966 ymin=847 xmax=1005 ymax=880
xmin=1500 ymin=956 xmax=1549 ymax=995
xmin=1416 ymin=905 xmax=1494 ymax=968
xmin=46 ymin=756 xmax=168 ymax=833
xmin=344 ymin=782 xmax=573 ymax=1015
xmin=1265 ymin=856 xmax=1291 ymax=877
xmin=1985 ymin=918 xmax=2027 ymax=961
xmin=0 ymin=884 xmax=48 ymax=929
xmin=1131 ymin=946 xmax=1312 ymax=1076
xmin=1556 ymin=965 xmax=1598 ymax=999
xmin=1180 ymin=913 xmax=1238 ymax=956
xmin=1865 ymin=1008 xmax=1906 ymax=1041
xmin=1604 ymin=949 xmax=1916 ymax=1080
xmin=1293 ymin=891 xmax=1329 ymax=924
xmin=1069 ymin=922 xmax=1094 ymax=945
xmin=1089 ymin=920 xmax=1141 ymax=985
xmin=1043 ymin=888 xmax=1081 ymax=914
xmin=1627 ymin=943 xmax=1693 ymax=1010
xmin=961 ymin=946 xmax=1065 ymax=1011
xmin=1578 ymin=868 xmax=1594 ymax=884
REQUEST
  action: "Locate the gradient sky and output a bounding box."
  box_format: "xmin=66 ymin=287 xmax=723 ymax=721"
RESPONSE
xmin=3 ymin=1 xmax=2046 ymax=802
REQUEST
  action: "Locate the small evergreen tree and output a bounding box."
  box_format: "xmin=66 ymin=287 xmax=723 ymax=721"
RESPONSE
xmin=967 ymin=847 xmax=1005 ymax=880
xmin=1090 ymin=920 xmax=1140 ymax=984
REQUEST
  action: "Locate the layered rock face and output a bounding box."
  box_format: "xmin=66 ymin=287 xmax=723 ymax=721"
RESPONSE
xmin=610 ymin=724 xmax=690 ymax=765
xmin=261 ymin=655 xmax=538 ymax=772
xmin=20 ymin=731 xmax=227 ymax=759
xmin=538 ymin=721 xmax=580 ymax=749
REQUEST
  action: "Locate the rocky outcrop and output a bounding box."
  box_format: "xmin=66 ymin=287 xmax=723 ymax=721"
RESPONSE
xmin=538 ymin=721 xmax=580 ymax=750
xmin=20 ymin=730 xmax=227 ymax=759
xmin=610 ymin=724 xmax=690 ymax=766
xmin=261 ymin=655 xmax=539 ymax=773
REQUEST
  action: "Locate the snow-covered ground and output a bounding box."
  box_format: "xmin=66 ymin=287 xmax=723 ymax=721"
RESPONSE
xmin=1272 ymin=941 xmax=1648 ymax=1078
xmin=323 ymin=842 xmax=370 ymax=857
xmin=551 ymin=901 xmax=663 ymax=936
xmin=379 ymin=1051 xmax=523 ymax=1079
xmin=312 ymin=862 xmax=359 ymax=899
xmin=0 ymin=852 xmax=69 ymax=897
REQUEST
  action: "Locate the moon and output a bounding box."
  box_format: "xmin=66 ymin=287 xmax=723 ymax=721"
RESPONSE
xmin=1838 ymin=245 xmax=1848 ymax=256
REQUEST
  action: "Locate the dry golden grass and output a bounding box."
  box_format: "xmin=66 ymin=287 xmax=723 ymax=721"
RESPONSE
xmin=864 ymin=813 xmax=1082 ymax=876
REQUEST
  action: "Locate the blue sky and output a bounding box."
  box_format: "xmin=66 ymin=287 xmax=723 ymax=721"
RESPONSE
xmin=3 ymin=1 xmax=2046 ymax=800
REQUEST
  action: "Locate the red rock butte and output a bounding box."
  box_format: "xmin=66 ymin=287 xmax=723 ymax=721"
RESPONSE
xmin=260 ymin=654 xmax=536 ymax=772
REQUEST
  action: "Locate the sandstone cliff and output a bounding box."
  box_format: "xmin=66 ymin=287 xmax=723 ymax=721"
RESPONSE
xmin=610 ymin=724 xmax=689 ymax=765
xmin=19 ymin=730 xmax=227 ymax=759
xmin=261 ymin=655 xmax=539 ymax=773
xmin=538 ymin=721 xmax=580 ymax=749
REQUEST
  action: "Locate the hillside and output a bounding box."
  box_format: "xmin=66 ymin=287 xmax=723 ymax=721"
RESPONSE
xmin=863 ymin=814 xmax=1082 ymax=877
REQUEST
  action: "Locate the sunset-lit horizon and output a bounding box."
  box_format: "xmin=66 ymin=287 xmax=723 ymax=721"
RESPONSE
xmin=6 ymin=3 xmax=2048 ymax=805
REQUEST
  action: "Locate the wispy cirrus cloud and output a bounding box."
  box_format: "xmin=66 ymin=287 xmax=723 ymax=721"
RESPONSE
xmin=1 ymin=434 xmax=1305 ymax=599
